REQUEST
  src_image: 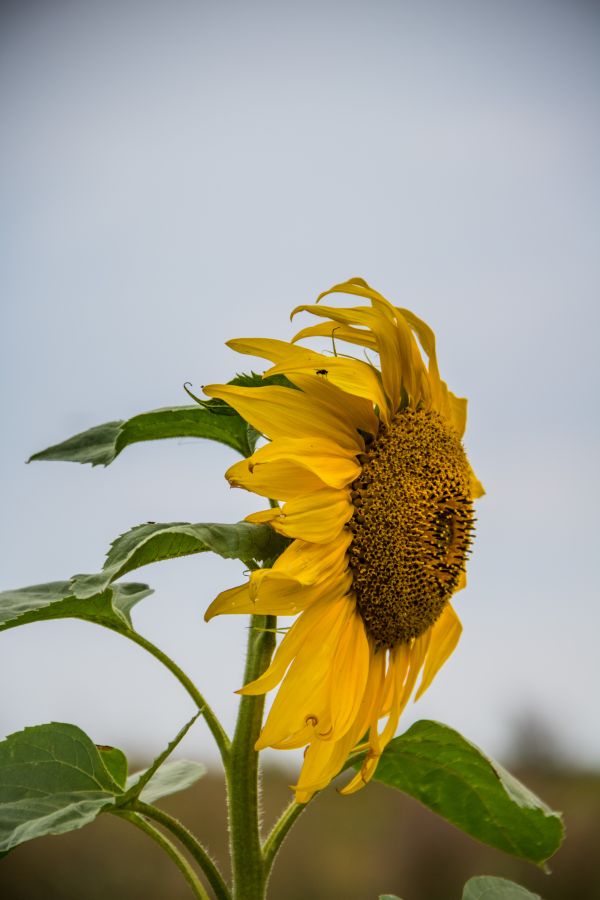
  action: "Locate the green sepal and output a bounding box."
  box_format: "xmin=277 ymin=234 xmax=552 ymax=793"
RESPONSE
xmin=0 ymin=581 xmax=152 ymax=634
xmin=71 ymin=521 xmax=290 ymax=599
xmin=462 ymin=875 xmax=541 ymax=899
xmin=367 ymin=720 xmax=564 ymax=866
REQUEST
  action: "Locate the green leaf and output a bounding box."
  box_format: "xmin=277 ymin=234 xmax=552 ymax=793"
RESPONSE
xmin=126 ymin=760 xmax=206 ymax=805
xmin=0 ymin=722 xmax=206 ymax=853
xmin=462 ymin=876 xmax=541 ymax=899
xmin=97 ymin=746 xmax=128 ymax=790
xmin=369 ymin=720 xmax=564 ymax=866
xmin=0 ymin=723 xmax=124 ymax=852
xmin=0 ymin=581 xmax=152 ymax=634
xmin=379 ymin=895 xmax=404 ymax=899
xmin=28 ymin=404 xmax=257 ymax=465
xmin=119 ymin=713 xmax=201 ymax=805
xmin=71 ymin=521 xmax=290 ymax=599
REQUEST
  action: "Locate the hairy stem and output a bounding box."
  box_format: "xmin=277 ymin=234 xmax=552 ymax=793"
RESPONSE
xmin=227 ymin=615 xmax=276 ymax=900
xmin=262 ymin=798 xmax=308 ymax=875
xmin=111 ymin=809 xmax=210 ymax=900
xmin=134 ymin=801 xmax=231 ymax=900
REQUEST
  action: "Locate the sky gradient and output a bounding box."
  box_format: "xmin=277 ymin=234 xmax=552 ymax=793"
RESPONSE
xmin=1 ymin=0 xmax=599 ymax=770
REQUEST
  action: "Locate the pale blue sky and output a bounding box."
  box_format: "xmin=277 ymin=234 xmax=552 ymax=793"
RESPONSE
xmin=1 ymin=0 xmax=599 ymax=769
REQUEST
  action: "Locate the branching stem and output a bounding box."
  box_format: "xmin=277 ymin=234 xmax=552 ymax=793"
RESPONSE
xmin=133 ymin=801 xmax=231 ymax=900
xmin=111 ymin=809 xmax=210 ymax=900
xmin=106 ymin=624 xmax=230 ymax=764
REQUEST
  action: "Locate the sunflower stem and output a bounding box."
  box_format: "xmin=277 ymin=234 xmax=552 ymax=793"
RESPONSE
xmin=227 ymin=614 xmax=276 ymax=900
xmin=104 ymin=624 xmax=231 ymax=765
xmin=110 ymin=809 xmax=210 ymax=900
xmin=262 ymin=798 xmax=308 ymax=874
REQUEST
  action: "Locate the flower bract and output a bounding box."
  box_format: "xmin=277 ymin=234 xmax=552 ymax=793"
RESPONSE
xmin=204 ymin=278 xmax=483 ymax=802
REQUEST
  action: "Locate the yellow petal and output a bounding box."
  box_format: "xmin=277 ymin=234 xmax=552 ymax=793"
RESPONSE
xmin=328 ymin=608 xmax=370 ymax=737
xmin=254 ymin=596 xmax=353 ymax=748
xmin=229 ymin=437 xmax=361 ymax=497
xmin=447 ymin=391 xmax=467 ymax=438
xmin=272 ymin=531 xmax=352 ymax=583
xmin=226 ymin=456 xmax=328 ymax=500
xmin=292 ymin=320 xmax=378 ymax=351
xmin=246 ymin=488 xmax=353 ymax=543
xmin=265 ymin=354 xmax=390 ymax=424
xmin=204 ymin=383 xmax=364 ymax=452
xmin=469 ymin=465 xmax=485 ymax=498
xmin=414 ymin=603 xmax=462 ymax=701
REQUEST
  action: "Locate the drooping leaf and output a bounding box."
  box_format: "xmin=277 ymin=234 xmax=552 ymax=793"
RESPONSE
xmin=71 ymin=521 xmax=290 ymax=599
xmin=462 ymin=876 xmax=541 ymax=899
xmin=0 ymin=581 xmax=152 ymax=634
xmin=126 ymin=760 xmax=206 ymax=805
xmin=0 ymin=723 xmax=123 ymax=852
xmin=119 ymin=713 xmax=201 ymax=805
xmin=28 ymin=405 xmax=257 ymax=466
xmin=368 ymin=720 xmax=564 ymax=866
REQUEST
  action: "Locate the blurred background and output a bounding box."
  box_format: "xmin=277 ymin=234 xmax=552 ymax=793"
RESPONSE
xmin=1 ymin=0 xmax=599 ymax=897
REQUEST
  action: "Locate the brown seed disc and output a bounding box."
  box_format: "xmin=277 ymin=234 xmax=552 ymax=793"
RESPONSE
xmin=349 ymin=408 xmax=475 ymax=648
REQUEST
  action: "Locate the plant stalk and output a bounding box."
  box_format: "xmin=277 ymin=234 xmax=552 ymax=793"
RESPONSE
xmin=112 ymin=809 xmax=210 ymax=900
xmin=134 ymin=801 xmax=231 ymax=900
xmin=226 ymin=615 xmax=276 ymax=900
xmin=106 ymin=623 xmax=231 ymax=764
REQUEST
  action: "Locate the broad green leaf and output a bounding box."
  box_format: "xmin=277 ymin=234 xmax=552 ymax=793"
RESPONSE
xmin=28 ymin=405 xmax=257 ymax=466
xmin=0 ymin=723 xmax=123 ymax=852
xmin=462 ymin=876 xmax=541 ymax=899
xmin=126 ymin=760 xmax=206 ymax=805
xmin=370 ymin=720 xmax=564 ymax=865
xmin=379 ymin=895 xmax=403 ymax=899
xmin=71 ymin=521 xmax=290 ymax=599
xmin=119 ymin=713 xmax=201 ymax=805
xmin=0 ymin=722 xmax=206 ymax=853
xmin=0 ymin=581 xmax=152 ymax=634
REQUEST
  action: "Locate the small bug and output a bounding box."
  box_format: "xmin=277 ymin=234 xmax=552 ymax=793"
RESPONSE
xmin=316 ymin=368 xmax=328 ymax=376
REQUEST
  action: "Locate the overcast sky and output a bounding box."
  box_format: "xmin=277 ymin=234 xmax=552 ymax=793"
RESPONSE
xmin=1 ymin=0 xmax=599 ymax=771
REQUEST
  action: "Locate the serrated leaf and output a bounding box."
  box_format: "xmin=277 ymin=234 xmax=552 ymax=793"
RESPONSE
xmin=71 ymin=521 xmax=290 ymax=599
xmin=28 ymin=404 xmax=256 ymax=466
xmin=369 ymin=720 xmax=564 ymax=865
xmin=0 ymin=723 xmax=124 ymax=852
xmin=126 ymin=760 xmax=206 ymax=805
xmin=462 ymin=876 xmax=541 ymax=899
xmin=0 ymin=581 xmax=152 ymax=634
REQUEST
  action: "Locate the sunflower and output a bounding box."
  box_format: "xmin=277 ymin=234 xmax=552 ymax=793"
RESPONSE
xmin=204 ymin=278 xmax=483 ymax=803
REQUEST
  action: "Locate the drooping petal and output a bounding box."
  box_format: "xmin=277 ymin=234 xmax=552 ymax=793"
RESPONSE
xmin=204 ymin=383 xmax=364 ymax=452
xmin=414 ymin=603 xmax=462 ymax=700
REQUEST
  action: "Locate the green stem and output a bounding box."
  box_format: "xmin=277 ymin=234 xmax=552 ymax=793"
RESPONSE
xmin=227 ymin=614 xmax=277 ymax=900
xmin=106 ymin=624 xmax=230 ymax=764
xmin=134 ymin=801 xmax=231 ymax=900
xmin=263 ymin=748 xmax=366 ymax=876
xmin=112 ymin=809 xmax=210 ymax=900
xmin=262 ymin=799 xmax=308 ymax=874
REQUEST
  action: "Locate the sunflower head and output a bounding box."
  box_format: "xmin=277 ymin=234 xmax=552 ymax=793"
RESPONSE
xmin=204 ymin=278 xmax=483 ymax=802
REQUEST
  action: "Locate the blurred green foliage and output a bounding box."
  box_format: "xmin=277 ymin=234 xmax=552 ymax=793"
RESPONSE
xmin=0 ymin=764 xmax=597 ymax=900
